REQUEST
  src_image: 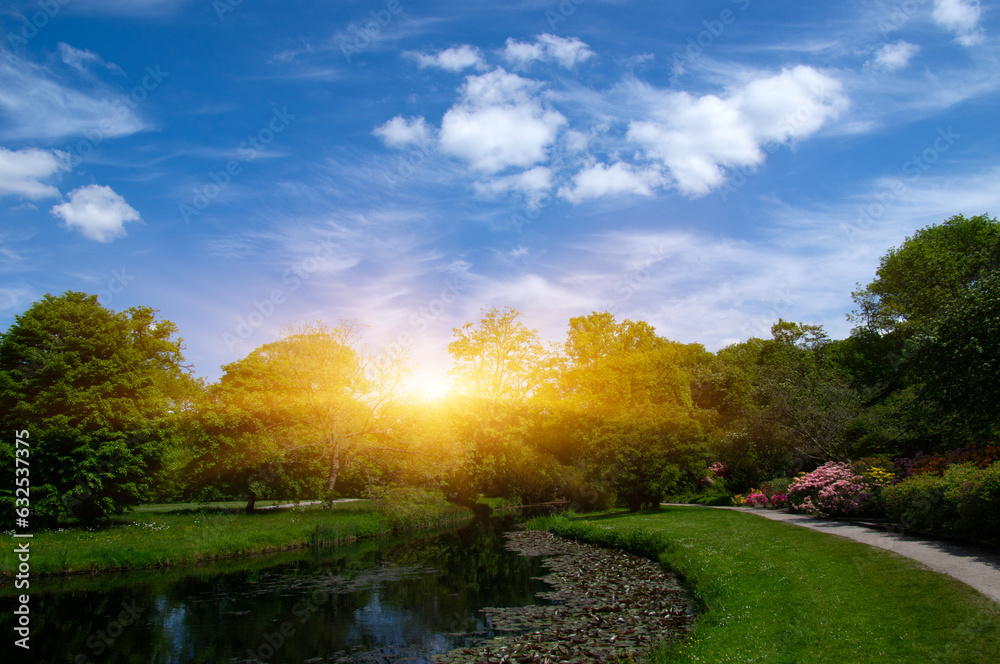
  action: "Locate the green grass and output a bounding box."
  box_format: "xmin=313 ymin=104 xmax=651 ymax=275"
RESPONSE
xmin=528 ymin=507 xmax=1000 ymax=663
xmin=2 ymin=498 xmax=472 ymax=577
xmin=131 ymin=499 xmax=310 ymax=512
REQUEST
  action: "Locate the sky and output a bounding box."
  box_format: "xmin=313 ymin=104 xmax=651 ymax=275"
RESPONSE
xmin=1 ymin=0 xmax=999 ymax=395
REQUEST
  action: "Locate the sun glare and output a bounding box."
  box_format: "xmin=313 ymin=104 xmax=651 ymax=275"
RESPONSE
xmin=404 ymin=370 xmax=453 ymax=402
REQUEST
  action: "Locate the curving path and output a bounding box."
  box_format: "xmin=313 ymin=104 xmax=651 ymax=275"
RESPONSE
xmin=663 ymin=504 xmax=1000 ymax=605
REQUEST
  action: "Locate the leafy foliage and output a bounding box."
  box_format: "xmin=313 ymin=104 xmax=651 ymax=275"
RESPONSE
xmin=0 ymin=292 xmax=192 ymax=524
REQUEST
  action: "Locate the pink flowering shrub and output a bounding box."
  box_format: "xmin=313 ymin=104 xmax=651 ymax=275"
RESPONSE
xmin=788 ymin=462 xmax=874 ymax=517
xmin=741 ymin=489 xmax=789 ymax=509
xmin=701 ymin=461 xmax=730 ymax=487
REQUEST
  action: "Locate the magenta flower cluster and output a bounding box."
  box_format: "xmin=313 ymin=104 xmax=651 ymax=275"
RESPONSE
xmin=744 ymin=492 xmax=788 ymax=508
xmin=788 ymin=462 xmax=873 ymax=517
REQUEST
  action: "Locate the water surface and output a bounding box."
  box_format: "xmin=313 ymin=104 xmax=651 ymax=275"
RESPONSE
xmin=1 ymin=518 xmax=551 ymax=663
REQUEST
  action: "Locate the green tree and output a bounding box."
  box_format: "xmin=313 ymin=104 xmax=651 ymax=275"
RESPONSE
xmin=553 ymin=312 xmax=712 ymax=507
xmin=0 ymin=292 xmax=192 ymax=525
xmin=850 ymin=213 xmax=1000 ymax=334
xmin=707 ymin=320 xmax=867 ymax=489
xmin=905 ymin=271 xmax=1000 ymax=440
xmin=201 ymin=321 xmax=410 ymax=509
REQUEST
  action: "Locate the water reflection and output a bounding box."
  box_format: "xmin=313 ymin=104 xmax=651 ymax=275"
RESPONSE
xmin=0 ymin=518 xmax=550 ymax=663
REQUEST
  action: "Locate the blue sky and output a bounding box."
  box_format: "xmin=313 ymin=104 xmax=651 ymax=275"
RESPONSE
xmin=1 ymin=0 xmax=999 ymax=392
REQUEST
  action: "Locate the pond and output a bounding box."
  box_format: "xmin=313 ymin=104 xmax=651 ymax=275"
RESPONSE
xmin=0 ymin=517 xmax=555 ymax=663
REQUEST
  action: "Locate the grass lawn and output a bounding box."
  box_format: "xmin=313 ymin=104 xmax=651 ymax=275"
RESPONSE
xmin=131 ymin=499 xmax=308 ymax=512
xmin=530 ymin=507 xmax=1000 ymax=663
xmin=2 ymin=498 xmax=471 ymax=577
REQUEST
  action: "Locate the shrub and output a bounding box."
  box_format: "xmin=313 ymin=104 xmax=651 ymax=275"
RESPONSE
xmin=894 ymin=444 xmax=1000 ymax=480
xmin=788 ymin=462 xmax=873 ymax=517
xmin=885 ymin=461 xmax=1000 ymax=541
xmin=947 ymin=462 xmax=1000 ymax=540
xmin=882 ymin=471 xmax=954 ymax=532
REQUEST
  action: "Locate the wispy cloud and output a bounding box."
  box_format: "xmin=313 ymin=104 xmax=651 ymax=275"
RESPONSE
xmin=0 ymin=49 xmax=146 ymax=140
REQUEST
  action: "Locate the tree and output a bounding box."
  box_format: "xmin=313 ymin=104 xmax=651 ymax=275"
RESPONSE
xmin=905 ymin=271 xmax=1000 ymax=440
xmin=445 ymin=307 xmax=562 ymax=504
xmin=850 ymin=213 xmax=1000 ymax=334
xmin=552 ymin=312 xmax=712 ymax=507
xmin=206 ymin=321 xmax=411 ymax=508
xmin=706 ymin=320 xmax=867 ymax=489
xmin=583 ymin=409 xmax=708 ymax=510
xmin=0 ymin=292 xmax=192 ymax=524
xmin=448 ymin=306 xmax=546 ymax=405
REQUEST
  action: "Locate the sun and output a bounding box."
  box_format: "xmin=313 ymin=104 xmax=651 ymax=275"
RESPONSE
xmin=403 ymin=369 xmax=454 ymax=403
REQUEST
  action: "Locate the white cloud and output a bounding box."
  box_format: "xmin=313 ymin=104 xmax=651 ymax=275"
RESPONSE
xmin=58 ymin=43 xmax=124 ymax=75
xmin=373 ymin=116 xmax=433 ymax=148
xmin=867 ymin=41 xmax=920 ymax=72
xmin=559 ymin=162 xmax=665 ymax=203
xmin=0 ymin=50 xmax=145 ymax=140
xmin=408 ymin=45 xmax=486 ymax=72
xmin=0 ymin=148 xmax=68 ymax=199
xmin=438 ymin=68 xmax=567 ymax=173
xmin=474 ymin=166 xmax=553 ymax=204
xmin=932 ymin=0 xmax=985 ymax=45
xmin=50 ymin=185 xmax=141 ymax=242
xmin=503 ymin=34 xmax=595 ymax=69
xmin=625 ymin=66 xmax=847 ymax=196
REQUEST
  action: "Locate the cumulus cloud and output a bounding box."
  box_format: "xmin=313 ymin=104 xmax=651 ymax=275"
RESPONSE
xmin=373 ymin=115 xmax=433 ymax=148
xmin=51 ymin=185 xmax=141 ymax=242
xmin=932 ymin=0 xmax=985 ymax=46
xmin=438 ymin=68 xmax=567 ymax=173
xmin=0 ymin=148 xmax=69 ymax=199
xmin=625 ymin=66 xmax=847 ymax=196
xmin=559 ymin=162 xmax=665 ymax=203
xmin=408 ymin=45 xmax=486 ymax=72
xmin=503 ymin=34 xmax=595 ymax=69
xmin=867 ymin=41 xmax=920 ymax=72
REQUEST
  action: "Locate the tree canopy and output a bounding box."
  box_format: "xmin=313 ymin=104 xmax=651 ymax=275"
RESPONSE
xmin=0 ymin=292 xmax=192 ymax=523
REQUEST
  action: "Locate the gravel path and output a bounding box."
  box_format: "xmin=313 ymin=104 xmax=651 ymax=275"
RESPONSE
xmin=665 ymin=504 xmax=1000 ymax=604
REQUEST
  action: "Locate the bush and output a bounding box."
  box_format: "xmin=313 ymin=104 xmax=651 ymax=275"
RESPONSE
xmin=788 ymin=462 xmax=874 ymax=517
xmin=948 ymin=462 xmax=1000 ymax=539
xmin=884 ymin=461 xmax=1000 ymax=541
xmin=883 ymin=471 xmax=954 ymax=532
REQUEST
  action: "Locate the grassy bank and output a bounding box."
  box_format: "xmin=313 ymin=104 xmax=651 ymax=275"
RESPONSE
xmin=528 ymin=507 xmax=1000 ymax=663
xmin=2 ymin=498 xmax=472 ymax=577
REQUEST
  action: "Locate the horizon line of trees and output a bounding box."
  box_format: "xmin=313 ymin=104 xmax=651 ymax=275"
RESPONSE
xmin=1 ymin=213 xmax=997 ymax=525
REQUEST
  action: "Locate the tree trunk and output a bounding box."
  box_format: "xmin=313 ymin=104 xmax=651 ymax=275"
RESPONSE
xmin=324 ymin=454 xmax=340 ymax=509
xmin=245 ymin=490 xmax=257 ymax=514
